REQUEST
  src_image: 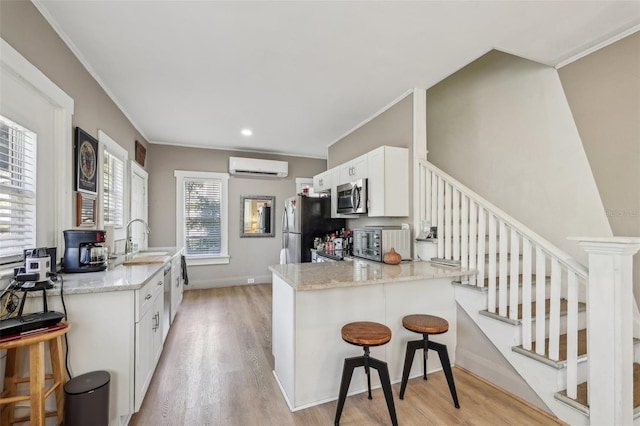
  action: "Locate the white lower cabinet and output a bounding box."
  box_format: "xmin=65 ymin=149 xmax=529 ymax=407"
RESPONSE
xmin=134 ymin=270 xmax=164 ymax=411
xmin=170 ymin=253 xmax=184 ymax=324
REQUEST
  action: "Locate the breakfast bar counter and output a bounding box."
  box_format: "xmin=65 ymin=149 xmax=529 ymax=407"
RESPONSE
xmin=268 ymin=260 xmax=474 ymax=411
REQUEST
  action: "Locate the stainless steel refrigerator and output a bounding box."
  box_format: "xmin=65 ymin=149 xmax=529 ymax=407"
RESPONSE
xmin=282 ymin=196 xmax=345 ymax=263
xmin=257 ymin=204 xmax=271 ymax=233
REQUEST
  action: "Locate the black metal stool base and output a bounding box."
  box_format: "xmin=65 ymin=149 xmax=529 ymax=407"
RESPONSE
xmin=399 ymin=336 xmax=460 ymax=408
xmin=334 ymin=347 xmax=398 ymax=426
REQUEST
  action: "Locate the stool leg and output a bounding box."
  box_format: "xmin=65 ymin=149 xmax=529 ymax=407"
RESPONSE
xmin=334 ymin=356 xmax=365 ymax=426
xmin=363 ymin=346 xmax=372 ymax=400
xmin=369 ymin=357 xmax=398 ymax=426
xmin=49 ymin=336 xmax=66 ymax=423
xmin=1 ymin=348 xmax=18 ymax=425
xmin=423 ymin=334 xmax=429 ymax=380
xmin=429 ymin=341 xmax=460 ymax=408
xmin=399 ymin=339 xmax=422 ymax=400
xmin=29 ymin=341 xmax=46 ymax=426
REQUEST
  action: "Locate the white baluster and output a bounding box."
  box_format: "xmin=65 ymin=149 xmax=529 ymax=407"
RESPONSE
xmin=509 ymin=230 xmax=520 ymax=321
xmin=535 ymin=247 xmax=546 ymax=356
xmin=460 ymin=195 xmax=469 ymax=282
xmin=424 ymin=168 xmax=432 ymax=225
xmin=521 ymin=238 xmax=532 ymax=350
xmin=453 ymin=189 xmax=460 ymax=261
xmin=444 ymin=184 xmax=452 ymax=260
xmin=436 ymin=177 xmax=444 ymax=259
xmin=468 ymin=200 xmax=477 ymax=286
xmin=548 ymin=259 xmax=561 ymax=361
xmin=477 ymin=207 xmax=486 ymax=288
xmin=566 ymin=271 xmax=578 ymax=399
xmin=487 ymin=213 xmax=497 ymax=313
xmin=431 ymin=173 xmax=438 ymax=235
xmin=498 ymin=221 xmax=508 ymax=317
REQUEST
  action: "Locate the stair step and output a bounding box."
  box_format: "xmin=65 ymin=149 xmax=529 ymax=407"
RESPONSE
xmin=488 ymin=274 xmax=550 ymax=288
xmin=554 ymin=363 xmax=640 ymax=415
xmin=512 ymin=329 xmax=587 ymax=368
xmin=479 ymin=298 xmax=586 ymax=326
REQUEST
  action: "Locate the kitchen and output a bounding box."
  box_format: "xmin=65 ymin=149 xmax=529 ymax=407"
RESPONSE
xmin=1 ymin=1 xmax=638 ymax=426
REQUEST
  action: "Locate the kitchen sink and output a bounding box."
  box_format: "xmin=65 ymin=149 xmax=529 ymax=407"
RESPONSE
xmin=134 ymin=251 xmax=169 ymax=257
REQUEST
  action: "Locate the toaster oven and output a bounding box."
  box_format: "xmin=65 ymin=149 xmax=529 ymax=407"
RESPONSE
xmin=352 ymin=227 xmax=411 ymax=262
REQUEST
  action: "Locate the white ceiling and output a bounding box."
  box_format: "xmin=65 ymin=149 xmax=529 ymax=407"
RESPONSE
xmin=34 ymin=1 xmax=640 ymax=159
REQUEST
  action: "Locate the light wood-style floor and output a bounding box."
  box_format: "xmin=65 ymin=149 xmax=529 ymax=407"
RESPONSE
xmin=130 ymin=284 xmax=564 ymax=425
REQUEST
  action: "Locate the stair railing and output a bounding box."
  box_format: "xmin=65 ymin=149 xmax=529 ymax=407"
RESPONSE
xmin=419 ymin=159 xmax=587 ymax=399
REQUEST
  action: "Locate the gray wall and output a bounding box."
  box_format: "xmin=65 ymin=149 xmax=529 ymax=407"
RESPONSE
xmin=426 ymin=50 xmax=611 ymax=265
xmin=327 ymin=93 xmax=415 ymax=233
xmin=558 ymin=32 xmax=640 ymax=301
xmin=0 ymin=0 xmax=148 ymax=169
xmin=147 ymin=144 xmax=327 ymax=287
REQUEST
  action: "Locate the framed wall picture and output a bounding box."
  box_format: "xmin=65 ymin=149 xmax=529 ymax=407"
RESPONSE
xmin=75 ymin=127 xmax=99 ymax=194
xmin=76 ymin=192 xmax=96 ymax=227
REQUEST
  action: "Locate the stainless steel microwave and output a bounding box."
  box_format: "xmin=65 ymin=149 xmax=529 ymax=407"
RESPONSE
xmin=336 ymin=179 xmax=367 ymax=214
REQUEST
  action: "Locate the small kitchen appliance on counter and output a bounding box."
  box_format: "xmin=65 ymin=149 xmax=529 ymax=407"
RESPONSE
xmin=0 ymin=247 xmax=64 ymax=337
xmin=62 ymin=230 xmax=108 ymax=273
xmin=352 ymin=226 xmax=411 ymax=263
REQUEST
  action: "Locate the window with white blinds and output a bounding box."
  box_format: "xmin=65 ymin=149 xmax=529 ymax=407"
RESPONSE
xmin=175 ymin=170 xmax=229 ymax=264
xmin=103 ymin=148 xmax=125 ymax=226
xmin=0 ymin=115 xmax=37 ymax=264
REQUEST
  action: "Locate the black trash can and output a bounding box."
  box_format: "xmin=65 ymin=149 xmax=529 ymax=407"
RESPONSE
xmin=64 ymin=370 xmax=110 ymax=426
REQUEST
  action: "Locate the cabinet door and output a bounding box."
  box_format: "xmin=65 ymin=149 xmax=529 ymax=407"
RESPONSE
xmin=367 ymin=146 xmax=409 ymax=217
xmin=152 ymin=288 xmax=164 ymax=367
xmin=339 ymin=154 xmax=368 ymax=184
xmin=134 ymin=309 xmax=154 ymax=411
xmin=313 ymin=170 xmax=331 ymax=193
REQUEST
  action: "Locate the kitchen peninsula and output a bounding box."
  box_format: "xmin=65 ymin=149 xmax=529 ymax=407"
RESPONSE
xmin=19 ymin=247 xmax=183 ymax=426
xmin=269 ymin=260 xmax=474 ymax=411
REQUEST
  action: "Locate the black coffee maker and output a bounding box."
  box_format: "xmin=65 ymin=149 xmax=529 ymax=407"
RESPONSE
xmin=62 ymin=230 xmax=108 ymax=273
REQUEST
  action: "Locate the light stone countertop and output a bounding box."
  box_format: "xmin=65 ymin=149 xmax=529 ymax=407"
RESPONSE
xmin=269 ymin=259 xmax=475 ymax=291
xmin=42 ymin=247 xmax=183 ymax=296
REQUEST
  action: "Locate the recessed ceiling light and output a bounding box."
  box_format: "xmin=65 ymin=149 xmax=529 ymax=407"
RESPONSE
xmin=241 ymin=128 xmax=253 ymax=137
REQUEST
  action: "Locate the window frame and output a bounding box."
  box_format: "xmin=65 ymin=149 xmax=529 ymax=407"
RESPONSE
xmin=175 ymin=170 xmax=230 ymax=265
xmin=0 ymin=116 xmax=37 ymax=265
xmin=0 ymin=38 xmax=74 ymax=277
xmin=98 ymin=130 xmax=128 ymax=240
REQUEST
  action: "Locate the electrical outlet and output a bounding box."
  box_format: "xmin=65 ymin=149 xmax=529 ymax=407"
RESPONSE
xmin=247 ymin=278 xmax=255 ymax=284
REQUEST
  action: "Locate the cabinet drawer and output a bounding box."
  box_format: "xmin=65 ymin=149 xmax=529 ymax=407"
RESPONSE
xmin=136 ymin=270 xmax=164 ymax=321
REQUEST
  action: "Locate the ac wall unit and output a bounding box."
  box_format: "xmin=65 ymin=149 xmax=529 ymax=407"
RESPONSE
xmin=229 ymin=157 xmax=288 ymax=178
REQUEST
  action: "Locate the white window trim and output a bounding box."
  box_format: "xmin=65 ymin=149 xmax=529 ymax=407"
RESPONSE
xmin=175 ymin=170 xmax=230 ymax=265
xmin=98 ymin=130 xmax=128 ymax=242
xmin=0 ymin=38 xmax=74 ymax=279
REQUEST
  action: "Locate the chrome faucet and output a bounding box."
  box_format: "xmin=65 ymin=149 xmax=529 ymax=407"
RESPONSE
xmin=125 ymin=218 xmax=151 ymax=254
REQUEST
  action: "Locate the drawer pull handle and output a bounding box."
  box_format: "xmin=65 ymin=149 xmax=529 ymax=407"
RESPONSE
xmin=158 ymin=280 xmax=163 ymax=286
xmin=145 ymin=294 xmax=152 ymax=300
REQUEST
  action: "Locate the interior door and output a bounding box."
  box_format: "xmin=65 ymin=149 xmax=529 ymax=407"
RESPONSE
xmin=130 ymin=161 xmax=149 ymax=251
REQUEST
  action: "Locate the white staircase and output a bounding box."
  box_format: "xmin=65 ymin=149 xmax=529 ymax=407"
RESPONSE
xmin=417 ymin=159 xmax=640 ymax=425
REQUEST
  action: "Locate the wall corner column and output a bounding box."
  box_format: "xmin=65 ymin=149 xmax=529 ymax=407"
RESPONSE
xmin=574 ymin=236 xmax=640 ymax=425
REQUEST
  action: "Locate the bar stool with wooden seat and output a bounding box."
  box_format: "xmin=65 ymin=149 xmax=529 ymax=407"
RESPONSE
xmin=0 ymin=323 xmax=69 ymax=426
xmin=399 ymin=314 xmax=459 ymax=408
xmin=335 ymin=321 xmax=397 ymax=426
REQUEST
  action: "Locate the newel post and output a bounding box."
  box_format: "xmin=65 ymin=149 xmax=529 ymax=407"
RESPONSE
xmin=573 ymin=237 xmax=640 ymax=425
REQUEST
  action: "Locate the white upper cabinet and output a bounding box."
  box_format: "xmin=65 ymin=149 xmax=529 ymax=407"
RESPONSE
xmin=312 ymin=145 xmax=409 ymax=218
xmin=367 ymin=146 xmax=409 ymax=217
xmin=312 ymin=169 xmax=331 ymax=193
xmin=338 ymin=153 xmax=368 ymax=185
